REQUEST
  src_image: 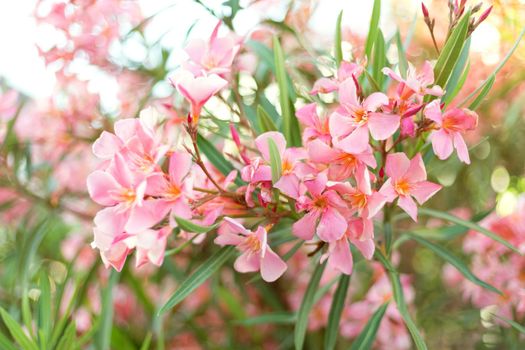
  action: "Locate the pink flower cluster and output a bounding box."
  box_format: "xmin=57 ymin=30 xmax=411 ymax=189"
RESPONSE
xmin=444 ymin=196 xmax=525 ymax=320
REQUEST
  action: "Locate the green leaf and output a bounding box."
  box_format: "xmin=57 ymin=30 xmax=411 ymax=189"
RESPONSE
xmin=95 ymin=270 xmax=119 ymax=350
xmin=491 ymin=314 xmax=525 ymax=334
xmin=0 ymin=332 xmax=17 ymax=350
xmin=417 ymin=208 xmax=521 ymax=254
xmin=468 ymin=75 xmax=495 ymax=110
xmin=158 ymin=246 xmax=236 ymax=314
xmin=459 ymin=25 xmax=525 ymax=107
xmin=433 ymin=11 xmax=470 ymax=89
xmin=0 ymin=308 xmax=39 ymax=350
xmin=365 ymin=0 xmax=381 ymax=59
xmin=407 ymin=234 xmax=502 ymax=294
xmin=445 ymin=61 xmax=470 ymax=106
xmin=372 ymin=30 xmax=387 ymax=87
xmin=139 ymin=332 xmax=153 ymax=350
xmin=236 ymin=312 xmax=296 ymax=326
xmin=395 ymin=30 xmax=408 ymax=79
xmin=38 ymin=272 xmax=52 ymax=348
xmin=55 ymin=322 xmax=76 ymax=350
xmin=268 ymin=137 xmax=282 ymax=184
xmin=375 ymin=251 xmax=427 ymax=350
xmin=294 ymin=260 xmax=326 ymax=350
xmin=334 ymin=10 xmax=343 ymax=66
xmin=324 ymin=274 xmax=350 ymax=350
xmin=273 ymin=36 xmax=301 ymax=147
xmin=196 ymin=133 xmax=235 ymax=176
xmin=350 ymin=303 xmax=389 ymax=350
xmin=174 ymin=216 xmax=218 ymax=234
xmin=257 ymin=105 xmax=278 ymax=132
xmin=443 ymin=37 xmax=470 ymax=105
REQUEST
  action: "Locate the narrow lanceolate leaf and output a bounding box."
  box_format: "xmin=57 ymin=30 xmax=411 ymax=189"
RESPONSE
xmin=159 ymin=246 xmax=236 ymax=314
xmin=460 ymin=25 xmax=525 ymax=107
xmin=324 ymin=274 xmax=350 ymax=350
xmin=433 ymin=11 xmax=470 ymax=89
xmin=257 ymin=105 xmax=278 ymax=132
xmin=55 ymin=322 xmax=76 ymax=350
xmin=417 ymin=208 xmax=521 ymax=254
xmin=375 ymin=251 xmax=428 ymax=350
xmin=0 ymin=308 xmax=39 ymax=350
xmin=491 ymin=314 xmax=525 ymax=334
xmin=196 ymin=133 xmax=234 ymax=176
xmin=395 ymin=30 xmax=409 ymax=79
xmin=334 ymin=10 xmax=344 ymax=66
xmin=273 ymin=36 xmax=301 ymax=147
xmin=38 ymin=272 xmax=52 ymax=347
xmin=407 ymin=234 xmax=502 ymax=294
xmin=372 ymin=30 xmax=387 ymax=88
xmin=295 ymin=260 xmax=326 ymax=350
xmin=174 ymin=216 xmax=218 ymax=234
xmin=364 ymin=0 xmax=381 ymax=59
xmin=235 ymin=312 xmax=296 ymax=326
xmin=0 ymin=332 xmax=16 ymax=350
xmin=267 ymin=138 xmax=282 ymax=184
xmin=350 ymin=303 xmax=389 ymax=350
xmin=96 ymin=270 xmax=119 ymax=350
xmin=468 ymin=75 xmax=495 ymax=110
xmin=445 ymin=61 xmax=470 ymax=106
xmin=443 ymin=37 xmax=470 ymax=105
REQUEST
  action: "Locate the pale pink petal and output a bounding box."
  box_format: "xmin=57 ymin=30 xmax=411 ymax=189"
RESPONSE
xmin=382 ymin=67 xmax=403 ymax=82
xmin=296 ymin=103 xmax=318 ymax=126
xmin=92 ymin=131 xmax=123 ymax=159
xmin=338 ymin=77 xmax=359 ymax=107
xmin=366 ymin=192 xmax=387 ymax=218
xmin=405 ymin=153 xmax=427 ymax=183
xmin=328 ymin=239 xmax=353 ymax=275
xmin=385 ymin=152 xmax=410 ymax=180
xmin=430 ymin=129 xmax=454 ymax=160
xmin=411 ymin=181 xmax=442 ymax=204
xmin=87 ymin=171 xmax=120 ymax=206
xmin=275 ymin=174 xmax=300 ymax=199
xmin=453 ymin=132 xmax=470 ymax=164
xmin=255 ymin=131 xmax=286 ymax=162
xmin=363 ymin=92 xmax=388 ymax=111
xmin=368 ymin=113 xmax=400 ymax=140
xmin=220 ymin=217 xmax=251 ymax=236
xmin=317 ymin=207 xmax=347 ymax=242
xmin=351 ymin=238 xmax=375 ymax=260
xmin=424 ymin=100 xmax=443 ymax=125
xmin=304 ymin=172 xmax=327 ymax=197
xmin=114 ymin=119 xmax=138 ymax=143
xmin=310 ymin=78 xmax=338 ymax=95
xmin=397 ymin=195 xmax=418 ymax=221
xmin=169 ymin=151 xmax=192 ymax=185
xmin=93 ymin=206 xmax=129 ymax=237
xmin=260 ymin=247 xmax=287 ymax=282
xmin=234 ymin=251 xmax=260 ymax=273
xmin=379 ymin=179 xmax=397 ymax=202
xmin=214 ymin=231 xmax=243 ymax=246
xmin=292 ymin=210 xmax=320 ymax=240
xmin=125 ymin=200 xmax=170 ymax=233
xmin=329 ymin=111 xmax=355 ymax=140
xmin=335 ymin=124 xmax=369 ymax=154
xmin=169 ymin=199 xmax=193 ymax=220
xmin=307 ymin=139 xmax=339 ymax=163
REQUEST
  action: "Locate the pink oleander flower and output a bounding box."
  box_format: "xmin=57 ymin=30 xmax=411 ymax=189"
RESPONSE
xmin=183 ymin=20 xmax=240 ymax=77
xmin=92 ymin=117 xmax=167 ymax=174
xmin=307 ymin=139 xmax=376 ymax=182
xmin=292 ymin=172 xmax=348 ymax=242
xmin=310 ymin=61 xmax=363 ymax=95
xmin=330 ymin=78 xmax=400 ymax=153
xmin=146 ymin=151 xmax=194 ymax=226
xmin=295 ymin=103 xmax=331 ymax=145
xmin=240 ymin=157 xmax=272 ymax=207
xmin=321 ymin=218 xmax=375 ymax=275
xmin=424 ymin=100 xmax=478 ymax=164
xmin=380 ymin=152 xmax=442 ymax=221
xmin=331 ymin=168 xmax=386 ymax=240
xmin=214 ymin=217 xmax=287 ymax=282
xmin=87 ymin=153 xmax=167 ymax=234
xmin=254 ymin=131 xmax=306 ymax=199
xmin=383 ymin=61 xmax=443 ymax=102
xmin=170 ymin=70 xmax=227 ymax=124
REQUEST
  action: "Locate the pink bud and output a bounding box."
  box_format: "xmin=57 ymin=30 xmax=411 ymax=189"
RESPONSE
xmin=421 ymin=2 xmax=429 ymax=18
xmin=402 ymin=103 xmax=425 ymax=118
xmin=476 ymin=6 xmax=493 ymax=26
xmin=230 ymin=123 xmax=241 ymax=148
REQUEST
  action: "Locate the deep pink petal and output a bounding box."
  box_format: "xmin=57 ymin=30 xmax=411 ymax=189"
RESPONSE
xmin=275 ymin=174 xmax=300 ymax=199
xmin=307 ymin=139 xmax=339 ymax=163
